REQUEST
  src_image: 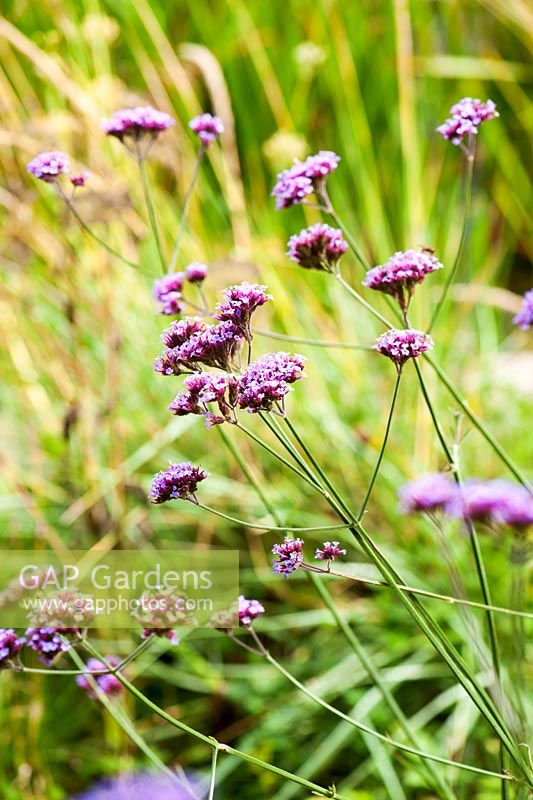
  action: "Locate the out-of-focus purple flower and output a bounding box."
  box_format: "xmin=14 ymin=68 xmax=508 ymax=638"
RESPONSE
xmin=513 ymin=289 xmax=533 ymax=331
xmin=399 ymin=473 xmax=457 ymax=514
xmin=26 ymin=590 xmax=94 ymax=629
xmin=0 ymin=629 xmax=25 ymax=669
xmin=214 ymin=282 xmax=272 ymax=342
xmin=375 ymin=328 xmax=434 ymax=366
xmin=437 ymin=98 xmax=498 ymax=145
xmin=70 ymin=171 xmax=92 ymax=188
xmin=185 ymin=262 xmax=208 ymax=283
xmin=493 ymin=487 xmax=533 ymax=531
xmin=159 ymin=293 xmax=185 ymax=316
xmin=287 ymin=223 xmax=348 ymax=271
xmin=272 ymin=150 xmax=340 ymax=210
xmin=70 ymin=770 xmax=202 ymax=800
xmin=315 ymin=541 xmax=347 ymax=561
xmin=364 ymin=249 xmax=443 ymax=308
xmin=189 ymin=113 xmax=224 ymax=147
xmin=238 ymin=352 xmax=306 ymax=413
xmin=272 ymin=537 xmax=304 ymax=577
xmin=458 ymin=480 xmax=533 ymax=530
xmin=25 ymin=627 xmax=74 ymax=664
xmin=153 ymin=273 xmax=185 ymax=301
xmin=238 ymin=595 xmax=265 ymax=625
xmin=149 ymin=462 xmax=208 ymax=504
xmin=76 ymin=656 xmax=123 ymax=699
xmin=168 ymin=373 xmax=239 ymax=427
xmin=133 ymin=587 xmax=197 ymax=642
xmin=102 ymin=106 xmax=175 ymax=141
xmin=27 ymin=151 xmax=70 ymax=182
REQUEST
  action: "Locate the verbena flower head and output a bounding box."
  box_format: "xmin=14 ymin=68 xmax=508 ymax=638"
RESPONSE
xmin=238 ymin=595 xmax=265 ymax=626
xmin=0 ymin=629 xmax=25 ymax=669
xmin=513 ymin=289 xmax=533 ymax=330
xmin=238 ymin=352 xmax=306 ymax=413
xmin=102 ymin=106 xmax=175 ymax=140
xmin=214 ymin=282 xmax=272 ymax=342
xmin=185 ymin=262 xmax=208 ymax=283
xmin=287 ymin=223 xmax=348 ymax=271
xmin=133 ymin=587 xmax=196 ymax=643
xmin=364 ymin=249 xmax=443 ymax=308
xmin=315 ymin=541 xmax=347 ymax=561
xmin=25 ymin=627 xmax=73 ymax=664
xmin=493 ymin=486 xmax=533 ymax=531
xmin=27 ymin=151 xmax=70 ymax=183
xmin=272 ymin=150 xmax=340 ymax=210
xmin=272 ymin=537 xmax=304 ymax=577
xmin=161 ymin=317 xmax=206 ymax=349
xmin=375 ymin=328 xmax=434 ymax=367
xmin=168 ymin=373 xmax=238 ymax=427
xmin=71 ymin=770 xmax=201 ymax=799
xmin=153 ymin=273 xmax=185 ymax=316
xmin=70 ymin=171 xmax=92 ymax=188
xmin=458 ymin=480 xmax=533 ymax=529
xmin=437 ymin=98 xmax=498 ymax=145
xmin=399 ymin=473 xmax=457 ymax=514
xmin=189 ymin=113 xmax=224 ymax=146
xmin=76 ymin=656 xmax=123 ymax=699
xmin=149 ymin=462 xmax=208 ymax=504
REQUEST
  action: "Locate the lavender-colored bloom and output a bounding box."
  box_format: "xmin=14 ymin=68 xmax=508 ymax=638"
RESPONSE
xmin=513 ymin=289 xmax=533 ymax=330
xmin=161 ymin=317 xmax=206 ymax=349
xmin=76 ymin=656 xmax=123 ymax=699
xmin=102 ymin=106 xmax=175 ymax=140
xmin=70 ymin=770 xmax=202 ymax=800
xmin=168 ymin=373 xmax=238 ymax=426
xmin=185 ymin=262 xmax=208 ymax=283
xmin=302 ymin=150 xmax=340 ymax=181
xmin=437 ymin=98 xmax=498 ymax=145
xmin=214 ymin=282 xmax=272 ymax=342
xmin=238 ymin=595 xmax=265 ymax=625
xmin=272 ymin=150 xmax=340 ymax=210
xmin=493 ymin=486 xmax=533 ymax=530
xmin=287 ymin=223 xmax=348 ymax=271
xmin=315 ymin=541 xmax=347 ymax=561
xmin=182 ymin=321 xmax=244 ymax=371
xmin=149 ymin=462 xmax=208 ymax=504
xmin=238 ymin=352 xmax=306 ymax=413
xmin=436 ymin=117 xmax=478 ymax=145
xmin=457 ymin=480 xmax=533 ymax=530
xmin=0 ymin=629 xmax=25 ymax=669
xmin=25 ymin=627 xmax=74 ymax=664
xmin=364 ymin=249 xmax=443 ymax=307
xmin=153 ymin=273 xmax=185 ymax=301
xmin=189 ymin=113 xmax=224 ymax=146
xmin=272 ymin=537 xmax=304 ymax=577
xmin=70 ymin=171 xmax=92 ymax=188
xmin=27 ymin=151 xmax=70 ymax=182
xmin=375 ymin=328 xmax=434 ymax=366
xmin=159 ymin=293 xmax=185 ymax=316
xmin=399 ymin=473 xmax=457 ymax=514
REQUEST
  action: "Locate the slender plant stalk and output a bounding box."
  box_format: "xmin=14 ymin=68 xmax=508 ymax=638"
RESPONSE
xmin=252 ymin=328 xmax=374 ymax=350
xmin=510 ymin=537 xmax=529 ymax=729
xmin=428 ymin=145 xmax=476 ymax=333
xmin=138 ymin=157 xmax=166 ymax=275
xmin=168 ymin=145 xmax=206 ymax=272
xmin=357 ymin=370 xmax=402 ymax=521
xmin=208 ymin=745 xmax=219 ymax=800
xmin=195 ymin=502 xmax=351 ymax=533
xmin=335 ymin=273 xmax=393 ymax=327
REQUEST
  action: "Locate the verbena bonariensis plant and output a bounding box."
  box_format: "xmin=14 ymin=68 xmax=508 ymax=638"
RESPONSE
xmin=18 ymin=94 xmax=533 ymax=800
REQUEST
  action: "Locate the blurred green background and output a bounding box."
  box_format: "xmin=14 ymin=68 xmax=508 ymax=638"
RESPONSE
xmin=0 ymin=0 xmax=531 ymax=798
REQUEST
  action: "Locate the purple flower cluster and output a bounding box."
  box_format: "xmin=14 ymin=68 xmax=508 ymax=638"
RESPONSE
xmin=102 ymin=106 xmax=175 ymax=140
xmin=155 ymin=317 xmax=243 ymax=375
xmin=0 ymin=629 xmax=25 ymax=668
xmin=185 ymin=262 xmax=208 ymax=283
xmin=71 ymin=771 xmax=201 ymax=800
xmin=25 ymin=627 xmax=74 ymax=664
xmin=272 ymin=150 xmax=340 ymax=210
xmin=76 ymin=656 xmax=123 ymax=699
xmin=152 ymin=265 xmax=209 ymax=316
xmin=149 ymin=462 xmax=208 ymax=504
xmin=214 ymin=282 xmax=272 ymax=342
xmin=27 ymin=151 xmax=70 ymax=183
xmin=315 ymin=541 xmax=346 ymax=562
xmin=287 ymin=223 xmax=348 ymax=271
xmin=238 ymin=352 xmax=306 ymax=413
xmin=238 ymin=595 xmax=265 ymax=626
xmin=364 ymin=249 xmax=443 ymax=308
xmin=272 ymin=537 xmax=304 ymax=577
xmin=189 ymin=113 xmax=224 ymax=147
xmin=513 ymin=289 xmax=533 ymax=331
xmin=437 ymin=98 xmax=498 ymax=146
xmin=70 ymin=171 xmax=92 ymax=188
xmin=375 ymin=328 xmax=434 ymax=366
xmin=400 ymin=474 xmax=533 ymax=530
xmin=169 ymin=372 xmax=239 ymax=427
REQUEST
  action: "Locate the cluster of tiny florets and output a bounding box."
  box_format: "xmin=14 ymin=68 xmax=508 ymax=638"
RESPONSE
xmin=149 ymin=462 xmax=209 ymax=504
xmin=154 ymin=317 xmax=243 ymax=375
xmin=25 ymin=627 xmax=75 ymax=664
xmin=272 ymin=537 xmax=304 ymax=576
xmin=315 ymin=541 xmax=347 ymax=561
xmin=189 ymin=113 xmax=224 ymax=146
xmin=272 ymin=150 xmax=340 ymax=209
xmin=238 ymin=596 xmax=265 ymax=625
xmin=0 ymin=629 xmax=25 ymax=669
xmin=214 ymin=282 xmax=272 ymax=342
xmin=71 ymin=770 xmax=200 ymax=800
xmin=76 ymin=657 xmax=124 ymax=699
xmin=152 ymin=265 xmax=209 ymax=316
xmin=102 ymin=106 xmax=175 ymax=140
xmin=287 ymin=223 xmax=348 ymax=271
xmin=168 ymin=372 xmax=239 ymax=427
xmin=437 ymin=98 xmax=498 ymax=145
xmin=237 ymin=352 xmax=306 ymax=413
xmin=27 ymin=151 xmax=70 ymax=182
xmin=513 ymin=289 xmax=533 ymax=331
xmin=375 ymin=328 xmax=434 ymax=366
xmin=364 ymin=249 xmax=443 ymax=308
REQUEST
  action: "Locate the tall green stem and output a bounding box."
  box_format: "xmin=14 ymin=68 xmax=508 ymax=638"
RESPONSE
xmin=168 ymin=145 xmax=206 ymax=273
xmin=138 ymin=157 xmax=166 ymax=275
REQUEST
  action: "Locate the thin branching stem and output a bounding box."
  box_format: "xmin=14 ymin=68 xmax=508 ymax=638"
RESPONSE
xmin=138 ymin=156 xmax=166 ymax=275
xmin=168 ymin=145 xmax=206 ymax=272
xmin=195 ymin=502 xmax=351 ymax=533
